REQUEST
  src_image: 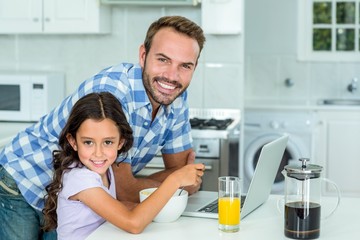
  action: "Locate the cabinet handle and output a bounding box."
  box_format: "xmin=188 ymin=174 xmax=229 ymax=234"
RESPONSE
xmin=44 ymin=17 xmax=50 ymax=22
xmin=33 ymin=18 xmax=39 ymax=22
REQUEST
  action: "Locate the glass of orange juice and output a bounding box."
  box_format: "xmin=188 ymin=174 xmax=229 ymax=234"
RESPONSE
xmin=218 ymin=176 xmax=241 ymax=232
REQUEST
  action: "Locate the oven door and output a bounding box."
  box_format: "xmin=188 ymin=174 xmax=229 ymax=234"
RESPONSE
xmin=136 ymin=156 xmax=219 ymax=191
xmin=196 ymin=158 xmax=219 ymax=191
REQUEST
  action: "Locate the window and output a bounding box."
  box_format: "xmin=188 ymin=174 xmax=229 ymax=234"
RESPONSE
xmin=298 ymin=0 xmax=360 ymax=61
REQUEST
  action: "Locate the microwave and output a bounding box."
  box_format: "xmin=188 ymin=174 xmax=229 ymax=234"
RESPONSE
xmin=0 ymin=72 xmax=65 ymax=122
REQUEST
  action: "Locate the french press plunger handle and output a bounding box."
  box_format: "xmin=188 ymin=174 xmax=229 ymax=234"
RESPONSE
xmin=299 ymin=158 xmax=309 ymax=169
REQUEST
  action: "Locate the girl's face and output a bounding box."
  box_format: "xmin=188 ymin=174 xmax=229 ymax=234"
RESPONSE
xmin=67 ymin=118 xmax=124 ymax=177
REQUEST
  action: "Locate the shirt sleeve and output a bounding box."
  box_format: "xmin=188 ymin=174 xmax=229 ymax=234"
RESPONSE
xmin=61 ymin=168 xmax=103 ymax=199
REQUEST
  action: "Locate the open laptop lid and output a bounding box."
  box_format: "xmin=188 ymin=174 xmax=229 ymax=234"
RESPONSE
xmin=182 ymin=134 xmax=288 ymax=219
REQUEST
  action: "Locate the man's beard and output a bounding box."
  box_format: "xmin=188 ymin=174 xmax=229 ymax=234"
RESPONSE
xmin=142 ymin=70 xmax=186 ymax=106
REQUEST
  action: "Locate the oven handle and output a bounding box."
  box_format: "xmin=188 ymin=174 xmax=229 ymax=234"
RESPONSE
xmin=144 ymin=163 xmax=212 ymax=171
xmin=204 ymin=165 xmax=212 ymax=170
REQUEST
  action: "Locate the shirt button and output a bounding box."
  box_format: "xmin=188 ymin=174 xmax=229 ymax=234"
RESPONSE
xmin=143 ymin=121 xmax=149 ymax=127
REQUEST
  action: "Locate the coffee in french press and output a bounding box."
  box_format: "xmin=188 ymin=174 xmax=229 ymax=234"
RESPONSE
xmin=283 ymin=158 xmax=322 ymax=239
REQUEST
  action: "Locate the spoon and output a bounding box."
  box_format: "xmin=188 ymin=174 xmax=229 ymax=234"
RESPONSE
xmin=178 ymin=187 xmax=185 ymax=196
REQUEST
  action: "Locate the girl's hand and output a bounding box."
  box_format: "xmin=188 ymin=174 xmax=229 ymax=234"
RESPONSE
xmin=173 ymin=163 xmax=205 ymax=187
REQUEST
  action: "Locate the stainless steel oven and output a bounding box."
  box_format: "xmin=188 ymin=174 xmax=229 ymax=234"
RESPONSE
xmin=136 ymin=108 xmax=241 ymax=191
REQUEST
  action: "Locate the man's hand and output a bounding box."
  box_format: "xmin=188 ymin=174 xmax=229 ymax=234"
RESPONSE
xmin=186 ymin=150 xmax=196 ymax=165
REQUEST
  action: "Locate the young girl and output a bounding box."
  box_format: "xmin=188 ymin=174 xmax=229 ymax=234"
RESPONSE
xmin=43 ymin=92 xmax=204 ymax=240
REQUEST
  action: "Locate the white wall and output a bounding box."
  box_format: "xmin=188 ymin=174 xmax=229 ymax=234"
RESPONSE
xmin=0 ymin=5 xmax=244 ymax=110
xmin=244 ymin=0 xmax=360 ymax=103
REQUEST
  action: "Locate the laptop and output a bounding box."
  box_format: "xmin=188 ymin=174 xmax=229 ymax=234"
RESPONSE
xmin=182 ymin=134 xmax=288 ymax=219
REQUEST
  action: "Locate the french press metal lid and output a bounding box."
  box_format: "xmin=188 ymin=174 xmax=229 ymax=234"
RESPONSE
xmin=284 ymin=158 xmax=323 ymax=181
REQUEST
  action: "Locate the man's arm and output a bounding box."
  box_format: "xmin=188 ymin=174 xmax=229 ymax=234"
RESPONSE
xmin=112 ymin=162 xmax=160 ymax=203
xmin=113 ymin=149 xmax=201 ymax=202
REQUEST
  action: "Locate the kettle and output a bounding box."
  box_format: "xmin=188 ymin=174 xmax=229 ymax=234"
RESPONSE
xmin=282 ymin=158 xmax=340 ymax=239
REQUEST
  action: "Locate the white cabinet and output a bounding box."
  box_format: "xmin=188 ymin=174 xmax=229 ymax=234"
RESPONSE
xmin=201 ymin=0 xmax=243 ymax=34
xmin=0 ymin=0 xmax=42 ymax=33
xmin=0 ymin=0 xmax=110 ymax=34
xmin=100 ymin=0 xmax=198 ymax=5
xmin=314 ymin=110 xmax=360 ymax=197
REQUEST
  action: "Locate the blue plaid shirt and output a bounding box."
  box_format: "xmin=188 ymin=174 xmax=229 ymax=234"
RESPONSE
xmin=0 ymin=63 xmax=193 ymax=210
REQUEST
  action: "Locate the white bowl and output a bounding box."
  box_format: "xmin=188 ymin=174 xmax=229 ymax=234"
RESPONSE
xmin=139 ymin=187 xmax=188 ymax=223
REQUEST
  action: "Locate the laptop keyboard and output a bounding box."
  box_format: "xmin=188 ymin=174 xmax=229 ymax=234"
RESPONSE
xmin=198 ymin=199 xmax=218 ymax=213
xmin=198 ymin=196 xmax=246 ymax=213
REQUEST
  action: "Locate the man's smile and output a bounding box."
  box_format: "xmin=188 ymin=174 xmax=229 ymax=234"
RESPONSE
xmin=158 ymin=81 xmax=176 ymax=90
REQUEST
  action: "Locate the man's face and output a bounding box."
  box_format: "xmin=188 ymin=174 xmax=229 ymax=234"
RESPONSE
xmin=139 ymin=27 xmax=200 ymax=108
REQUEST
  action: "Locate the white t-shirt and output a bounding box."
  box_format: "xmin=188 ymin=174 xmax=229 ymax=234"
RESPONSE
xmin=56 ymin=166 xmax=116 ymax=240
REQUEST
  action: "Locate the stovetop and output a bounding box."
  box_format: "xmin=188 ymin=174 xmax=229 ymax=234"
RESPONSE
xmin=189 ymin=108 xmax=241 ymax=139
xmin=190 ymin=118 xmax=234 ymax=130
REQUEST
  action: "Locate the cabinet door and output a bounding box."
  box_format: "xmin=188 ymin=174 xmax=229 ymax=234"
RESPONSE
xmin=0 ymin=0 xmax=42 ymax=33
xmin=44 ymin=0 xmax=110 ymax=33
xmin=327 ymin=120 xmax=360 ymax=197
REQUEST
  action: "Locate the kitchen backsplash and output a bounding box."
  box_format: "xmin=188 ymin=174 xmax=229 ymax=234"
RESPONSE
xmin=245 ymin=54 xmax=360 ymax=103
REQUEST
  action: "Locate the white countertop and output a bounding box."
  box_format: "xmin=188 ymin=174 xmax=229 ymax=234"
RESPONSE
xmin=86 ymin=195 xmax=359 ymax=240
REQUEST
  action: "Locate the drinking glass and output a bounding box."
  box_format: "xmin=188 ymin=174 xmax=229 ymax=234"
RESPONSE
xmin=218 ymin=176 xmax=241 ymax=232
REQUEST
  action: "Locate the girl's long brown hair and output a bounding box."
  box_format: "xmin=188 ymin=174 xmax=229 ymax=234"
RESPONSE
xmin=42 ymin=92 xmax=133 ymax=231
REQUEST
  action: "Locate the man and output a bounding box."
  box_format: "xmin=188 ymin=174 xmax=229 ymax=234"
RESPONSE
xmin=0 ymin=15 xmax=206 ymax=239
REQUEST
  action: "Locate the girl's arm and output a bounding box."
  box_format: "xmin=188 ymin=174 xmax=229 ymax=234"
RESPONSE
xmin=114 ymin=149 xmax=198 ymax=202
xmin=74 ymin=163 xmax=204 ymax=234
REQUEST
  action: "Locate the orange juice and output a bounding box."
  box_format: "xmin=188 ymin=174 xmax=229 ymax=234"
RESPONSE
xmin=218 ymin=197 xmax=241 ymax=225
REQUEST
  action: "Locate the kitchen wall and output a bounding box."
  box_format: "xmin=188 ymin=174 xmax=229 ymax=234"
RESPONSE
xmin=0 ymin=5 xmax=244 ymax=110
xmin=245 ymin=0 xmax=360 ymax=104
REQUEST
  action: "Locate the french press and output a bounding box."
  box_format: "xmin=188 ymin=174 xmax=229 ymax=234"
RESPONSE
xmin=282 ymin=158 xmax=323 ymax=239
